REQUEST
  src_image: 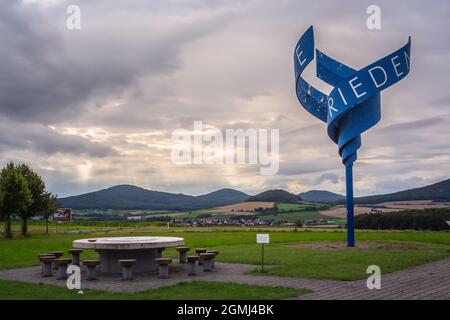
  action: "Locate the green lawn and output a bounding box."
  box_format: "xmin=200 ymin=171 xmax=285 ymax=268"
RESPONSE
xmin=0 ymin=280 xmax=307 ymax=300
xmin=1 ymin=231 xmax=449 ymax=278
xmin=211 ymin=242 xmax=450 ymax=280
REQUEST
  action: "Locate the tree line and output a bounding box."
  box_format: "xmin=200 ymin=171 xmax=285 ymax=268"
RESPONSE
xmin=0 ymin=162 xmax=59 ymax=238
xmin=355 ymin=208 xmax=450 ymax=231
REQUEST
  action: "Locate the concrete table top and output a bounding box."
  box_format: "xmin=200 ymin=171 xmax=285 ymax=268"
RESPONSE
xmin=73 ymin=236 xmax=184 ymax=250
xmin=72 ymin=236 xmax=185 ymax=273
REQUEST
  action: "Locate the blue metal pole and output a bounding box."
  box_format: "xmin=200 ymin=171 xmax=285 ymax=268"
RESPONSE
xmin=345 ymin=164 xmax=355 ymax=247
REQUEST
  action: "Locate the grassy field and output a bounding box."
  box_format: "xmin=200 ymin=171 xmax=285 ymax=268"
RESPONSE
xmin=57 ymin=201 xmax=344 ymax=223
xmin=215 ymin=242 xmax=449 ymax=280
xmin=259 ymin=211 xmax=338 ymax=222
xmin=0 ymin=280 xmax=307 ymax=300
xmin=0 ymin=226 xmax=449 ymax=299
xmin=256 ymin=202 xmax=342 ymax=223
xmin=1 ymin=229 xmax=449 ymax=280
xmin=260 ymin=211 xmax=343 ymax=223
xmin=277 ymin=202 xmax=327 ymax=211
xmin=133 ymin=201 xmax=336 ymax=221
xmin=175 ymin=209 xmax=221 ymax=219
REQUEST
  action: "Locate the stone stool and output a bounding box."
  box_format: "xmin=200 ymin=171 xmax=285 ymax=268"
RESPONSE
xmin=48 ymin=251 xmax=64 ymax=270
xmin=207 ymin=250 xmax=219 ymax=268
xmin=118 ymin=259 xmax=136 ymax=280
xmin=176 ymin=246 xmax=190 ymax=263
xmin=199 ymin=253 xmax=215 ymax=272
xmin=37 ymin=254 xmax=55 ymax=274
xmin=40 ymin=256 xmax=56 ymax=277
xmin=157 ymin=247 xmax=165 ymax=258
xmin=195 ymin=248 xmax=207 ymax=265
xmin=187 ymin=256 xmax=199 ymax=276
xmin=55 ymin=258 xmax=72 ymax=280
xmin=68 ymin=249 xmax=83 ymax=266
xmin=82 ymin=259 xmax=101 ymax=281
xmin=155 ymin=258 xmax=172 ymax=279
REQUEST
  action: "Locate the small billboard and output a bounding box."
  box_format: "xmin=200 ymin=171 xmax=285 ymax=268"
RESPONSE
xmin=53 ymin=208 xmax=72 ymax=222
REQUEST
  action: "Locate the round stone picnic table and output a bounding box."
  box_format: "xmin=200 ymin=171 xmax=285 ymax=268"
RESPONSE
xmin=73 ymin=236 xmax=184 ymax=273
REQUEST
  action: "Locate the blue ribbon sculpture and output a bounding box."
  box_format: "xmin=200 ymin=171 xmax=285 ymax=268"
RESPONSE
xmin=294 ymin=26 xmax=411 ymax=247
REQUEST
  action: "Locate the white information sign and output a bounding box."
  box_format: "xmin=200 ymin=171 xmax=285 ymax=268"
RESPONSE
xmin=256 ymin=234 xmax=270 ymax=244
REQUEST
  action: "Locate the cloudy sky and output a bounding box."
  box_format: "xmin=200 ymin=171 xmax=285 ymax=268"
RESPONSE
xmin=1 ymin=0 xmax=449 ymax=197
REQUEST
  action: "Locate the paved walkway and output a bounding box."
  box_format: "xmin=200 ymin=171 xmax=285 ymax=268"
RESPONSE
xmin=296 ymin=257 xmax=450 ymax=300
xmin=0 ymin=259 xmax=448 ymax=300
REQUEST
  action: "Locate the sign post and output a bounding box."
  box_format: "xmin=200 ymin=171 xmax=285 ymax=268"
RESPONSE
xmin=256 ymin=234 xmax=270 ymax=272
xmin=293 ymin=26 xmax=411 ymax=247
xmin=53 ymin=208 xmax=72 ymax=222
xmin=53 ymin=208 xmax=72 ymax=234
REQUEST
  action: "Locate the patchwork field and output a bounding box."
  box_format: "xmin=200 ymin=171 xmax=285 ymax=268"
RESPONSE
xmin=380 ymin=200 xmax=450 ymax=210
xmin=319 ymin=206 xmax=396 ymax=218
xmin=209 ymin=201 xmax=275 ymax=215
xmin=320 ymin=200 xmax=450 ymax=219
xmin=202 ymin=201 xmax=338 ymax=223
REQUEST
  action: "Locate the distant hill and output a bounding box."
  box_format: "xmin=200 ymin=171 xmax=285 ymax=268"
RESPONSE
xmin=194 ymin=188 xmax=249 ymax=207
xmin=59 ymin=185 xmax=249 ymax=211
xmin=299 ymin=190 xmax=345 ymax=203
xmin=245 ymin=190 xmax=299 ymax=203
xmin=354 ymin=179 xmax=450 ymax=204
xmin=59 ymin=178 xmax=450 ymax=210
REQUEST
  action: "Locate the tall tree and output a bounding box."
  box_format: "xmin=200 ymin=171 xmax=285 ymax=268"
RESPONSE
xmin=42 ymin=192 xmax=59 ymax=235
xmin=17 ymin=164 xmax=46 ymax=237
xmin=0 ymin=184 xmax=4 ymax=224
xmin=0 ymin=163 xmax=31 ymax=238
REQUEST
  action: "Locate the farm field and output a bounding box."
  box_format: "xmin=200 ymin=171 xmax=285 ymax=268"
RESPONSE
xmin=69 ymin=200 xmax=450 ymax=224
xmin=321 ymin=200 xmax=450 ymax=218
xmin=131 ymin=201 xmax=339 ymax=223
xmin=208 ymin=201 xmax=275 ymax=215
xmin=177 ymin=201 xmax=339 ymax=223
xmin=257 ymin=211 xmax=339 ymax=223
xmin=277 ymin=202 xmax=327 ymax=211
xmin=259 ymin=201 xmax=340 ymax=223
xmin=379 ymin=200 xmax=450 ymax=210
xmin=55 ymin=201 xmax=344 ymax=226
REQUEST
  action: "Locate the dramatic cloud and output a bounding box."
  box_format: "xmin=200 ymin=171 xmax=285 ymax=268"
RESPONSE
xmin=0 ymin=118 xmax=117 ymax=157
xmin=0 ymin=0 xmax=449 ymax=197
